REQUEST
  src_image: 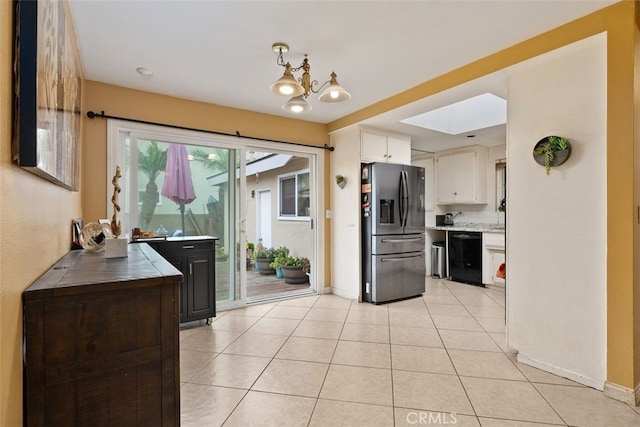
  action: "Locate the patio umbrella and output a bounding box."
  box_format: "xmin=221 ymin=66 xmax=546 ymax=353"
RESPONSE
xmin=161 ymin=144 xmax=196 ymax=236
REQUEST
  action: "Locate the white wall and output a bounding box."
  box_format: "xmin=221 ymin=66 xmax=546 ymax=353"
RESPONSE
xmin=506 ymin=34 xmax=607 ymax=388
xmin=330 ymin=127 xmax=362 ymax=300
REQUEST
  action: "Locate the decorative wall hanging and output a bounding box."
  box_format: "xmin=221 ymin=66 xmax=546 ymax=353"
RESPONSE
xmin=12 ymin=0 xmax=82 ymax=190
xmin=532 ymin=136 xmax=571 ymax=175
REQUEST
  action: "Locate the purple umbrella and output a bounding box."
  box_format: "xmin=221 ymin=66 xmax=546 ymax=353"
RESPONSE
xmin=161 ymin=144 xmax=196 ymax=236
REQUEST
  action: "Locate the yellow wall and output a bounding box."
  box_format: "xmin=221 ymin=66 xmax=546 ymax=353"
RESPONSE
xmin=0 ymin=2 xmax=83 ymax=426
xmin=2 ymin=2 xmax=640 ymax=425
xmin=329 ymin=1 xmax=639 ymax=392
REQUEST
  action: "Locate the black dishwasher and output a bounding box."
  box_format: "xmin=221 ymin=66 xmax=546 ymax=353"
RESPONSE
xmin=448 ymin=231 xmax=483 ymax=286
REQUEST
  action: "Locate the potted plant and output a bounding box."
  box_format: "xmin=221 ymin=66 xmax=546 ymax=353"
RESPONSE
xmin=281 ymin=256 xmax=310 ymax=284
xmin=253 ymin=247 xmax=276 ymax=275
xmin=269 ymin=246 xmax=290 ymax=278
xmin=532 ymin=135 xmax=571 ymax=175
xmin=335 ymin=174 xmax=347 ymax=189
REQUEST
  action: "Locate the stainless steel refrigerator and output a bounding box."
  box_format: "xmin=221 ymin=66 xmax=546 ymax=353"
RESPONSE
xmin=361 ymin=162 xmax=426 ymax=304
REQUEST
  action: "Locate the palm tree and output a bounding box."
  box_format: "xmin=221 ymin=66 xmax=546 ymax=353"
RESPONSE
xmin=138 ymin=141 xmax=167 ymax=229
xmin=190 ymin=148 xmax=232 ymax=173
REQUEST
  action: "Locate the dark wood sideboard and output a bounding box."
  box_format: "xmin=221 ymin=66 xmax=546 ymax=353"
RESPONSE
xmin=22 ymin=243 xmax=182 ymax=427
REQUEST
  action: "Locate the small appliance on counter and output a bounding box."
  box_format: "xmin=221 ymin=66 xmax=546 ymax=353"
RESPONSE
xmin=444 ymin=213 xmax=455 ymax=225
xmin=436 ymin=215 xmax=446 ymax=226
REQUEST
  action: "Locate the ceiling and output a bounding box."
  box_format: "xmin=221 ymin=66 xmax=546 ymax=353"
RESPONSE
xmin=68 ymin=0 xmax=617 ymax=153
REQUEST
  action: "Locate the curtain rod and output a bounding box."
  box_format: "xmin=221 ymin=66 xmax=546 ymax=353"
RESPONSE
xmin=86 ymin=110 xmax=334 ymax=152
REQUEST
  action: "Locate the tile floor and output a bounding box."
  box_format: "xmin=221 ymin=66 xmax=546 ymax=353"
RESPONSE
xmin=179 ymin=277 xmax=640 ymax=426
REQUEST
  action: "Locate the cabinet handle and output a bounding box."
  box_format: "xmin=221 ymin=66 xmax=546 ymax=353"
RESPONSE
xmin=189 ymin=263 xmax=192 ymax=275
xmin=388 ymin=155 xmax=392 ymax=158
xmin=182 ymin=245 xmax=195 ymax=249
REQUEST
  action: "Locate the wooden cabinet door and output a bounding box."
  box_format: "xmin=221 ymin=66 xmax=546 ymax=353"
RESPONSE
xmin=361 ymin=131 xmax=388 ymax=162
xmin=163 ymin=254 xmax=188 ymax=322
xmin=188 ymin=252 xmax=215 ymax=319
xmin=386 ymin=136 xmax=411 ymax=165
xmin=453 ymin=150 xmax=477 ymax=203
xmin=436 ymin=154 xmax=456 ymax=204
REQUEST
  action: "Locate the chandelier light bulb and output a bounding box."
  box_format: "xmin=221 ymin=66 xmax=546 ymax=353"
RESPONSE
xmin=280 ymin=85 xmax=295 ymax=96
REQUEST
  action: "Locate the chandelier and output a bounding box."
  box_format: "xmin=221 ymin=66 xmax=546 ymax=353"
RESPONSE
xmin=269 ymin=42 xmax=351 ymax=113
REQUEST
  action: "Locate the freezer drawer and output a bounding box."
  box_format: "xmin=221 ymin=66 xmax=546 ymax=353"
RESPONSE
xmin=372 ymin=234 xmax=425 ymax=255
xmin=369 ymin=251 xmax=425 ymax=303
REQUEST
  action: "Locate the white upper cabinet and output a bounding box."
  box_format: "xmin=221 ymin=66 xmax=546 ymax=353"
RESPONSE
xmin=436 ymin=146 xmax=488 ymax=204
xmin=361 ymin=128 xmax=411 ymax=165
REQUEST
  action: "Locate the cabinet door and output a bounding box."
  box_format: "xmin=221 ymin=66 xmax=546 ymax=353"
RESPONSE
xmin=453 ymin=151 xmax=476 ymax=203
xmin=163 ymin=254 xmax=188 ymax=321
xmin=386 ymin=136 xmax=411 ymax=165
xmin=436 ymin=154 xmax=456 ymax=204
xmin=361 ymin=131 xmax=389 ymax=162
xmin=188 ymin=253 xmax=215 ymax=319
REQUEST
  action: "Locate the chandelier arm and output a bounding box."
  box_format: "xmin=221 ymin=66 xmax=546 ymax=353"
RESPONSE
xmin=309 ymin=80 xmax=329 ymax=95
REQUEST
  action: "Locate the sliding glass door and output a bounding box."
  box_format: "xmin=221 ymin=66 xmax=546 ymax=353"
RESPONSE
xmin=107 ymin=120 xmax=323 ymax=311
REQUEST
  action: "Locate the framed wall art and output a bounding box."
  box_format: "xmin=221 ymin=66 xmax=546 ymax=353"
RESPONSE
xmin=13 ymin=0 xmax=82 ymax=191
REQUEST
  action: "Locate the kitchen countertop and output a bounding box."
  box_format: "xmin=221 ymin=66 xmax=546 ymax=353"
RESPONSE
xmin=426 ymin=222 xmax=505 ymax=233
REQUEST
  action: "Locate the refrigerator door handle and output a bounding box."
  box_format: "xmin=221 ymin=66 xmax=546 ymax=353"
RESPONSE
xmin=381 ymin=238 xmax=424 ymax=243
xmin=401 ymin=170 xmax=409 ymax=227
xmin=399 ymin=172 xmax=405 ymax=227
xmin=381 ymin=254 xmax=423 ymax=262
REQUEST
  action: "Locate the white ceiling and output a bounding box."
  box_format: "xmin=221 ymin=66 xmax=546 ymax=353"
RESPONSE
xmin=68 ymin=0 xmax=617 ymax=152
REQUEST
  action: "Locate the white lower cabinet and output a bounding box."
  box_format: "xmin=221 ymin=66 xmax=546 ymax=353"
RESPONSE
xmin=482 ymin=232 xmax=505 ymax=286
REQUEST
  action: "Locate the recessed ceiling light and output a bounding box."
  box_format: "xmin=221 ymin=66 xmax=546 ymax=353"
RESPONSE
xmin=136 ymin=67 xmax=153 ymax=77
xmin=400 ymin=93 xmax=506 ymax=135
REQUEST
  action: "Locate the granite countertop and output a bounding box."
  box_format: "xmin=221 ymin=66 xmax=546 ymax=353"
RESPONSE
xmin=426 ymin=222 xmax=505 ymax=233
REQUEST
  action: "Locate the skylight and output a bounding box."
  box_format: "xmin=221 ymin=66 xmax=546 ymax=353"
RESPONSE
xmin=400 ymin=93 xmax=506 ymax=135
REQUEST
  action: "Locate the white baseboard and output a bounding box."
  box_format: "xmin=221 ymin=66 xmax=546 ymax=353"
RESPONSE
xmin=604 ymin=381 xmax=640 ymax=406
xmin=329 ymin=287 xmax=358 ymax=300
xmin=516 ymin=354 xmax=604 ymax=390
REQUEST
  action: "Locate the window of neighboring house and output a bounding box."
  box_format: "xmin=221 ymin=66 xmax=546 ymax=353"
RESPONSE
xmin=138 ymin=190 xmax=161 ymax=206
xmin=278 ymin=169 xmax=310 ymax=220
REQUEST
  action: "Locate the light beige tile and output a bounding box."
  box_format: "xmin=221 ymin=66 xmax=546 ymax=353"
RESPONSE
xmin=515 ymin=360 xmax=585 ymax=386
xmin=248 ymin=317 xmax=300 ymax=336
xmin=487 ymin=332 xmax=518 ymax=354
xmin=263 ymin=305 xmax=310 ymax=320
xmin=535 ymin=383 xmax=640 ymax=426
xmin=224 ymin=391 xmax=316 ymax=427
xmin=180 ymin=383 xmax=246 ymax=427
xmin=180 ymin=349 xmax=217 ymax=383
xmin=461 ymin=377 xmax=563 ymax=424
xmin=391 ymin=344 xmax=455 ymax=374
xmin=313 ymin=295 xmax=353 ymax=309
xmin=448 ymin=349 xmax=526 ymax=381
xmin=432 ymin=314 xmax=484 ymax=331
xmin=390 ymin=326 xmax=443 ymax=347
xmin=305 ymin=306 xmax=349 ymax=322
xmin=393 ymin=370 xmax=473 ymax=414
xmin=275 ymin=336 xmax=338 ymax=363
xmin=180 ymin=329 xmax=243 ymax=353
xmin=346 ymin=309 xmax=389 ymax=326
xmin=292 ymin=319 xmax=343 ymax=340
xmin=208 ymin=315 xmax=261 ymax=332
xmin=439 ymin=330 xmax=502 ymax=352
xmin=478 ymin=419 xmax=562 ymax=427
xmin=466 ymin=305 xmax=505 ymax=319
xmin=387 ymin=297 xmax=428 ymax=312
xmin=340 ymin=323 xmax=390 ymax=343
xmin=320 ymin=364 xmax=393 ymax=406
xmin=179 ymin=328 xmax=199 ymax=341
xmin=332 ymin=340 xmax=391 ymax=369
xmin=222 ymin=332 xmax=288 ymax=357
xmin=475 ymin=316 xmax=506 ymax=333
xmin=457 ymin=295 xmax=502 ymax=308
xmin=389 ymin=311 xmax=435 ymax=328
xmin=223 ymin=303 xmax=276 ymax=317
xmin=427 ymin=303 xmax=471 ymax=317
xmin=395 ymin=409 xmax=480 ymax=427
xmin=349 ymin=301 xmax=390 ymax=312
xmin=423 ymin=294 xmax=462 ymax=305
xmin=189 ymin=353 xmax=270 ymax=389
xmin=310 ymin=399 xmax=394 ymax=427
xmin=277 ymin=295 xmax=319 ymax=307
xmin=252 ymin=359 xmax=328 ymax=397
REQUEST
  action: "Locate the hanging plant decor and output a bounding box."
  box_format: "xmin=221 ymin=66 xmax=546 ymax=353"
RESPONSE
xmin=532 ymin=136 xmax=571 ymax=175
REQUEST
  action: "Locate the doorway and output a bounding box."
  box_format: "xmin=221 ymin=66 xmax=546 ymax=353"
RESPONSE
xmin=256 ymin=189 xmax=272 ymax=248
